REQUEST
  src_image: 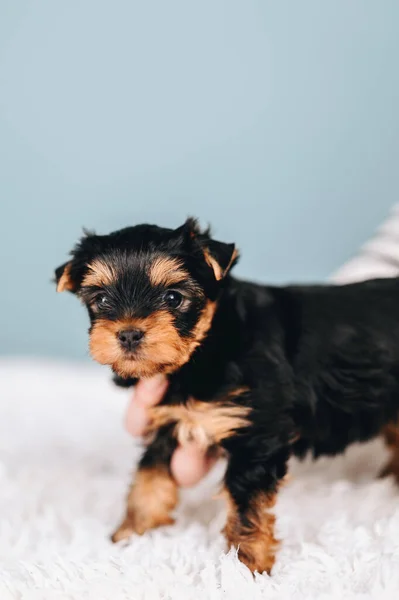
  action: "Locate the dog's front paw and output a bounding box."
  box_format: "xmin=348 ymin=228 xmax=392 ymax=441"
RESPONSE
xmin=111 ymin=466 xmax=178 ymax=543
xmin=111 ymin=518 xmax=136 ymax=543
xmin=111 ymin=512 xmax=175 ymax=543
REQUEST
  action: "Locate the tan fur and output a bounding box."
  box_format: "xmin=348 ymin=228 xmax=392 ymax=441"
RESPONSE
xmin=227 ymin=247 xmax=239 ymax=271
xmin=203 ymin=249 xmax=223 ymax=281
xmin=89 ymin=300 xmax=216 ymax=378
xmin=149 ymin=256 xmax=189 ymax=287
xmin=82 ymin=259 xmax=117 ymax=288
xmin=111 ymin=467 xmax=178 ymax=542
xmin=381 ymin=421 xmax=399 ymax=481
xmin=223 ymin=489 xmax=278 ymax=574
xmin=190 ymin=299 xmax=216 ymax=343
xmin=89 ymin=313 xmax=184 ymax=377
xmin=56 ymin=263 xmax=74 ymax=292
xmin=203 ymin=247 xmax=238 ymax=281
xmin=147 ymin=392 xmax=251 ymax=449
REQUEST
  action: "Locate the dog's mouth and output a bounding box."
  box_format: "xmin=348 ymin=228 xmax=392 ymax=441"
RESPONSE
xmin=88 ymin=302 xmax=217 ymax=378
xmin=90 ymin=343 xmax=171 ymax=378
xmin=88 ymin=318 xmax=192 ymax=378
xmin=113 ymin=358 xmax=175 ymax=378
xmin=121 ymin=349 xmax=141 ymax=359
xmin=114 ymin=350 xmax=174 ymax=377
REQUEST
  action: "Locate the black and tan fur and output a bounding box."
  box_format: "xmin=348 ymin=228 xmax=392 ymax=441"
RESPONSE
xmin=55 ymin=218 xmax=399 ymax=574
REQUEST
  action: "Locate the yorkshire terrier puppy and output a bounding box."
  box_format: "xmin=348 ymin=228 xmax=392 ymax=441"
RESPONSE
xmin=55 ymin=218 xmax=399 ymax=573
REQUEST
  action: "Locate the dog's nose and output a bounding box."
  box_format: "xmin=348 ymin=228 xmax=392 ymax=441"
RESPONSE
xmin=117 ymin=329 xmax=144 ymax=351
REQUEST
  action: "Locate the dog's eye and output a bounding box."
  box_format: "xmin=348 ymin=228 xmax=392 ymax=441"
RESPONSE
xmin=164 ymin=290 xmax=183 ymax=309
xmin=95 ymin=294 xmax=108 ymax=310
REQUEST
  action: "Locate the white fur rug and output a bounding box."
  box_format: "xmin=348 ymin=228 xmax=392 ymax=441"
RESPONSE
xmin=1 ymin=359 xmax=399 ymax=600
xmin=4 ymin=206 xmax=399 ymax=599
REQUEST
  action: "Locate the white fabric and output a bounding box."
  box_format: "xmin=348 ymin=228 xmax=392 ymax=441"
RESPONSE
xmin=331 ymin=204 xmax=399 ymax=284
xmin=2 ymin=206 xmax=399 ymax=599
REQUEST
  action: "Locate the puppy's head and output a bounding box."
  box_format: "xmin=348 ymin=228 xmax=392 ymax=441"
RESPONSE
xmin=55 ymin=218 xmax=238 ymax=378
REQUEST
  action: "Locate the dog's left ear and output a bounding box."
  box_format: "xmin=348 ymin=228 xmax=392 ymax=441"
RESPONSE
xmin=55 ymin=261 xmax=78 ymax=293
xmin=177 ymin=218 xmax=238 ymax=281
xmin=202 ymin=238 xmax=238 ymax=281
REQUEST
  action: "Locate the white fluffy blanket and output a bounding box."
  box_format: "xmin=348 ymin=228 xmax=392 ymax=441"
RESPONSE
xmin=3 ymin=207 xmax=399 ymax=599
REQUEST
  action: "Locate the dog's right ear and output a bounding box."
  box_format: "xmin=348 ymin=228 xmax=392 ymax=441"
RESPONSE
xmin=55 ymin=230 xmax=97 ymax=293
xmin=55 ymin=261 xmax=78 ymax=293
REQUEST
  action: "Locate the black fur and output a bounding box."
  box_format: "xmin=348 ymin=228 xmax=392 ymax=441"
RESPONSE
xmin=55 ymin=219 xmax=399 ymax=571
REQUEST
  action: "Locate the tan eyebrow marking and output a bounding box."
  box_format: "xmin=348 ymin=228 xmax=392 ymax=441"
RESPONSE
xmin=82 ymin=259 xmax=117 ymax=287
xmin=149 ymin=256 xmax=190 ymax=287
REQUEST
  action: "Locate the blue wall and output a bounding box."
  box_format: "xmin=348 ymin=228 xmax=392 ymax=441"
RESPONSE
xmin=1 ymin=1 xmax=399 ymax=359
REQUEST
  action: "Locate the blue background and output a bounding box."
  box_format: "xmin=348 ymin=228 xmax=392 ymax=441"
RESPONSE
xmin=1 ymin=1 xmax=398 ymax=359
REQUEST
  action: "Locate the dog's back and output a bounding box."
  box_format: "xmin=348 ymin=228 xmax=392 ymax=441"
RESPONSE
xmin=257 ymin=277 xmax=399 ymax=457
